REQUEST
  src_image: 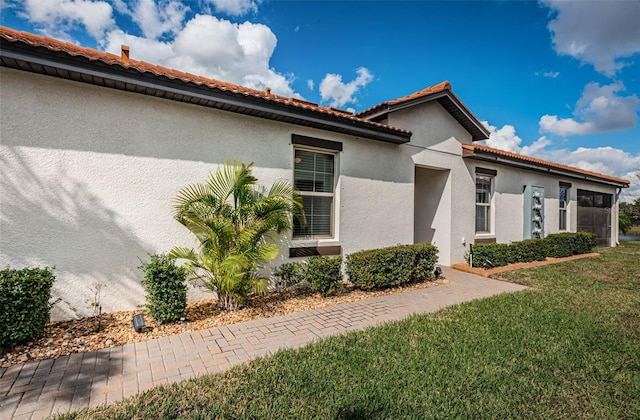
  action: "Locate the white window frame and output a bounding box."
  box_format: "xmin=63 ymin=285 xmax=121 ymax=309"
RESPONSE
xmin=292 ymin=146 xmax=337 ymax=239
xmin=559 ymin=185 xmax=569 ymax=231
xmin=475 ymin=175 xmax=493 ymax=234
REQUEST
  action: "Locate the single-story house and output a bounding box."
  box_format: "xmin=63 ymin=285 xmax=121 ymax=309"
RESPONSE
xmin=0 ymin=27 xmax=629 ymax=320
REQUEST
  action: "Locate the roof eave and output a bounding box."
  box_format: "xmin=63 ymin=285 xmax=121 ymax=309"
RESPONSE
xmin=464 ymin=149 xmax=630 ymax=188
xmin=0 ymin=40 xmax=411 ymax=145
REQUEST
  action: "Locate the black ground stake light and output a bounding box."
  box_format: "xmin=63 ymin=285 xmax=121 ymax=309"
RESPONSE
xmin=434 ymin=266 xmax=443 ymax=279
xmin=132 ymin=314 xmax=146 ymax=332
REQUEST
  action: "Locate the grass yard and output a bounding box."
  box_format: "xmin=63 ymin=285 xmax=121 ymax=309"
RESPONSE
xmin=59 ymin=243 xmax=640 ymax=419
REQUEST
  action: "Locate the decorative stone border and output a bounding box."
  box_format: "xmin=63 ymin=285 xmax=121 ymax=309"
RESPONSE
xmin=451 ymin=253 xmax=600 ymax=277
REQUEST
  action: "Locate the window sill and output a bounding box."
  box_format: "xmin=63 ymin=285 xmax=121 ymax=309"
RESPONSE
xmin=474 ymin=235 xmax=496 ymax=244
xmin=289 ymin=244 xmax=342 ymax=258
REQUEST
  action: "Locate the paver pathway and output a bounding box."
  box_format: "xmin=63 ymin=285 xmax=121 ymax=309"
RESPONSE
xmin=0 ymin=267 xmax=527 ymax=419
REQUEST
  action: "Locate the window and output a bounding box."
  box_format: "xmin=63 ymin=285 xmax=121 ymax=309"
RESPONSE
xmin=475 ymin=175 xmax=492 ymax=233
xmin=293 ymin=148 xmax=335 ymax=238
xmin=559 ymin=185 xmax=568 ymax=230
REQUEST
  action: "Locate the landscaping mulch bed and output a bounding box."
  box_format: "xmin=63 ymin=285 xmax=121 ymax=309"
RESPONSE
xmin=451 ymin=252 xmax=600 ymax=277
xmin=0 ymin=278 xmax=447 ymax=368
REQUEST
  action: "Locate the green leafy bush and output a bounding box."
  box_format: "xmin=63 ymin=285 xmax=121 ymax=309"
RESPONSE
xmin=471 ymin=232 xmax=598 ymax=268
xmin=346 ymin=244 xmax=438 ymax=290
xmin=546 ymin=232 xmax=597 ymax=258
xmin=470 ymin=243 xmax=510 ymax=268
xmin=619 ymin=212 xmax=632 ymax=235
xmin=0 ymin=267 xmax=55 ymax=347
xmin=307 ymin=256 xmax=342 ymax=297
xmin=271 ymin=262 xmax=306 ymax=290
xmin=508 ymin=239 xmax=547 ymax=263
xmin=545 ymin=233 xmax=575 ymax=258
xmin=572 ymin=232 xmax=598 ymax=254
xmin=139 ymin=254 xmax=187 ymax=324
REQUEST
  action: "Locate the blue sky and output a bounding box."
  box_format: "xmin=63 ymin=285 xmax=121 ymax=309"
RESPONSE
xmin=2 ymin=0 xmax=639 ymax=199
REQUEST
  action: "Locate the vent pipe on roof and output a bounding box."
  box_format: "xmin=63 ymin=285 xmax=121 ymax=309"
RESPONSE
xmin=121 ymin=45 xmax=130 ymax=64
xmin=265 ymin=87 xmax=271 ymax=96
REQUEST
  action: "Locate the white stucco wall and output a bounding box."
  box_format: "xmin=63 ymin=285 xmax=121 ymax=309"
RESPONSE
xmin=389 ymin=101 xmax=477 ymax=266
xmin=0 ymin=68 xmax=414 ymax=320
xmin=462 ymin=161 xmax=620 ymax=246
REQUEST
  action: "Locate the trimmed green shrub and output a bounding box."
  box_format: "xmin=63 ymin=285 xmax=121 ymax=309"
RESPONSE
xmin=508 ymin=239 xmax=547 ymax=263
xmin=470 ymin=243 xmax=510 ymax=268
xmin=307 ymin=256 xmax=342 ymax=297
xmin=545 ymin=233 xmax=574 ymax=258
xmin=573 ymin=231 xmax=598 ymax=254
xmin=139 ymin=254 xmax=187 ymax=324
xmin=0 ymin=267 xmax=55 ymax=347
xmin=271 ymin=262 xmax=306 ymax=290
xmin=471 ymin=232 xmax=598 ymax=268
xmin=546 ymin=232 xmax=597 ymax=258
xmin=346 ymin=244 xmax=438 ymax=290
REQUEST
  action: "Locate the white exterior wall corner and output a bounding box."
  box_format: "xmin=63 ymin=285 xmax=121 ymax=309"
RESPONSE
xmin=0 ymin=67 xmax=414 ymax=320
xmin=387 ymin=101 xmax=477 ymax=266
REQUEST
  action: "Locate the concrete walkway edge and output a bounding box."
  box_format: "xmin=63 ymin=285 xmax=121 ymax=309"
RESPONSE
xmin=0 ymin=267 xmax=527 ymax=419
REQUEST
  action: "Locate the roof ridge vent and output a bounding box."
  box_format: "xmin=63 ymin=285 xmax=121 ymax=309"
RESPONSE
xmin=121 ymin=44 xmax=130 ymax=65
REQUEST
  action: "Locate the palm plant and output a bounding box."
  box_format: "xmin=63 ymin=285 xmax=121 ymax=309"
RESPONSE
xmin=169 ymin=161 xmax=304 ymax=310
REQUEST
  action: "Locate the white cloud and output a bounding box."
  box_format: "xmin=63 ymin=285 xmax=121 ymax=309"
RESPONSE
xmin=535 ymin=71 xmax=560 ymax=78
xmin=22 ymin=0 xmax=114 ymax=40
xmin=103 ymin=14 xmax=298 ymax=97
xmin=480 ymin=122 xmax=640 ymax=202
xmin=206 ymin=0 xmax=259 ymax=16
xmin=307 ymin=79 xmax=314 ymax=91
xmin=533 ymin=146 xmax=640 ymax=202
xmin=112 ymin=0 xmax=188 ymax=40
xmin=539 ymin=115 xmax=595 ymax=137
xmin=103 ymin=29 xmax=174 ymax=63
xmin=319 ymin=67 xmax=374 ymax=108
xmin=479 ymin=121 xmax=523 ymax=153
xmin=16 ymin=0 xmax=300 ymax=98
xmin=539 ymin=82 xmax=640 ymax=136
xmin=542 ymin=0 xmax=640 ymax=76
xmin=520 ymin=136 xmax=552 ymax=156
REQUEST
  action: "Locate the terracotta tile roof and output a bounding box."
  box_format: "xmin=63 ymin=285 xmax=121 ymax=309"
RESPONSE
xmin=356 ymin=80 xmax=490 ymax=141
xmin=358 ymin=81 xmax=453 ymax=116
xmin=0 ymin=26 xmax=409 ymax=137
xmin=463 ymin=143 xmax=630 ymax=186
xmin=388 ymin=81 xmax=453 ymax=105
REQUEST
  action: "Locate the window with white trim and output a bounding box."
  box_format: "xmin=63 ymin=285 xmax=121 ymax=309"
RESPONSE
xmin=559 ymin=185 xmax=568 ymax=230
xmin=475 ymin=175 xmax=492 ymax=233
xmin=293 ymin=148 xmax=335 ymax=238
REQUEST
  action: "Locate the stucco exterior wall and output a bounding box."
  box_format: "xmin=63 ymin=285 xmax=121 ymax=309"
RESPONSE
xmin=463 ymin=161 xmax=620 ymax=246
xmin=0 ymin=68 xmax=414 ymax=320
xmin=389 ymin=102 xmax=477 ymax=266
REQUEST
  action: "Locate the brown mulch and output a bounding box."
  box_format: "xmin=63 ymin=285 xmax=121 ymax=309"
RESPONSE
xmin=451 ymin=252 xmax=600 ymax=277
xmin=0 ymin=278 xmax=447 ymax=368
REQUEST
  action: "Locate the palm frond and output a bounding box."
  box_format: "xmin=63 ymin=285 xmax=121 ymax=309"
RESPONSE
xmin=172 ymin=161 xmax=302 ymax=310
xmin=173 ymin=183 xmax=214 ymax=219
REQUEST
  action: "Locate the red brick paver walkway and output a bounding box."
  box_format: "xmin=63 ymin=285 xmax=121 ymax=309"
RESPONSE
xmin=0 ymin=267 xmax=527 ymax=419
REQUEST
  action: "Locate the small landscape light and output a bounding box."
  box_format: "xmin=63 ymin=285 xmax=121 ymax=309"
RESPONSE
xmin=434 ymin=266 xmax=443 ymax=279
xmin=132 ymin=314 xmax=146 ymax=332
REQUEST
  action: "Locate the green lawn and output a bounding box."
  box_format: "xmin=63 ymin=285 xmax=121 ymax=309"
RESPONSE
xmin=59 ymin=243 xmax=640 ymax=419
